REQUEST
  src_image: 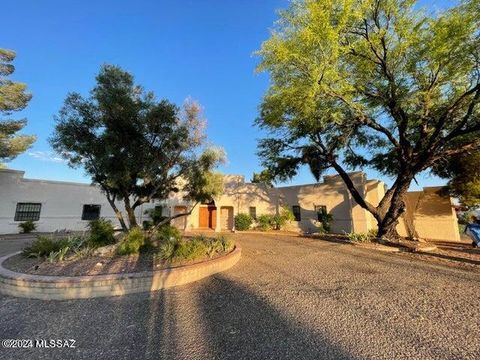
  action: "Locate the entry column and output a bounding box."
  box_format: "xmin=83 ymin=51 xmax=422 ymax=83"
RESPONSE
xmin=215 ymin=204 xmax=221 ymax=232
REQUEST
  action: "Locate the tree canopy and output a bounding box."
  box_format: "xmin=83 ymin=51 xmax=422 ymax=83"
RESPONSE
xmin=51 ymin=65 xmax=225 ymax=230
xmin=251 ymin=169 xmax=275 ymax=187
xmin=0 ymin=48 xmax=35 ymax=166
xmin=433 ymin=151 xmax=480 ymax=208
xmin=256 ymin=0 xmax=480 ymax=238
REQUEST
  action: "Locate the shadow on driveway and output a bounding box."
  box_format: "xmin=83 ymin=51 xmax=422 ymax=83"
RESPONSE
xmin=196 ymin=274 xmax=351 ymax=360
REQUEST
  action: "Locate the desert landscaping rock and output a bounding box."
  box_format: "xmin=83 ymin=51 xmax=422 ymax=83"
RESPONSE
xmin=0 ymin=233 xmax=479 ymax=359
xmin=93 ymin=244 xmax=118 ymax=256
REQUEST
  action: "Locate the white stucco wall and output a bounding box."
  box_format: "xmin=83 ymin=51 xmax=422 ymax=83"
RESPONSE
xmin=0 ymin=169 xmax=158 ymax=234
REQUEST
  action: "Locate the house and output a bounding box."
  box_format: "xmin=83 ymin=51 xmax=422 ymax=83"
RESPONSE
xmin=0 ymin=168 xmax=460 ymax=241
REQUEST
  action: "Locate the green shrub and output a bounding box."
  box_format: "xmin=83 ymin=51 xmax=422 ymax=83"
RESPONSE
xmin=155 ymin=224 xmax=181 ymax=243
xmin=257 ymin=214 xmax=274 ymax=231
xmin=273 ymin=206 xmax=295 ymax=230
xmin=88 ymin=219 xmax=115 ymax=247
xmin=156 ymin=235 xmax=235 ymax=261
xmin=157 ymin=239 xmax=177 ymax=260
xmin=367 ymin=228 xmax=378 ymax=240
xmin=22 ymin=236 xmax=69 ymax=258
xmin=346 ymin=232 xmax=370 ymax=242
xmin=174 ymin=238 xmax=208 ymax=260
xmin=142 ymin=220 xmax=153 ymax=230
xmin=204 ymin=237 xmax=223 ymax=257
xmin=72 ymin=245 xmax=95 ymax=259
xmin=18 ymin=220 xmax=36 ymax=234
xmin=23 ymin=235 xmax=93 ymax=261
xmin=316 ymin=209 xmax=333 ymax=233
xmin=117 ymin=227 xmax=146 ymax=255
xmin=217 ymin=235 xmax=234 ymax=252
xmin=235 ymin=213 xmax=252 ymax=231
xmin=47 ymin=246 xmax=70 ymax=263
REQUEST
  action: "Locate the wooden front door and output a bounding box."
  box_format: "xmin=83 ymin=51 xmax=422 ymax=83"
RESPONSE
xmin=199 ymin=206 xmax=216 ymax=229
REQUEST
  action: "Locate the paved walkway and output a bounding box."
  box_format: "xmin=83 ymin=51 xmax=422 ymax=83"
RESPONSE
xmin=0 ymin=233 xmax=479 ymax=359
xmin=0 ymin=234 xmax=37 ymax=257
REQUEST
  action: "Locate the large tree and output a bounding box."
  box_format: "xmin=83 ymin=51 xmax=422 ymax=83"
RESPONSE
xmin=0 ymin=48 xmax=35 ymax=166
xmin=256 ymin=0 xmax=480 ymax=238
xmin=433 ymin=151 xmax=480 ymax=208
xmin=251 ymin=169 xmax=275 ymax=187
xmin=51 ymin=65 xmax=224 ymax=231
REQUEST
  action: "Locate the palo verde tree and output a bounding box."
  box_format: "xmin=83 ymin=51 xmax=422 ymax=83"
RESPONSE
xmin=256 ymin=0 xmax=480 ymax=238
xmin=0 ymin=48 xmax=35 ymax=166
xmin=51 ymin=65 xmax=224 ymax=231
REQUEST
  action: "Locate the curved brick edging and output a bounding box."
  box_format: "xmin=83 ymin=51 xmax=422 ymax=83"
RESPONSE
xmin=0 ymin=247 xmax=241 ymax=300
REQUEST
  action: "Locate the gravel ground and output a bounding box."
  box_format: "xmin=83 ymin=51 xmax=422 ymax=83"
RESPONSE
xmin=0 ymin=233 xmax=479 ymax=359
xmin=3 ymin=251 xmax=230 ymax=276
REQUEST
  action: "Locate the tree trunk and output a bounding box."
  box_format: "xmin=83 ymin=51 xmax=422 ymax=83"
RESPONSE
xmin=375 ymin=175 xmax=413 ymax=240
xmin=105 ymin=193 xmax=128 ymax=232
xmin=376 ymin=213 xmax=402 ymax=239
xmin=123 ymin=198 xmax=138 ymax=229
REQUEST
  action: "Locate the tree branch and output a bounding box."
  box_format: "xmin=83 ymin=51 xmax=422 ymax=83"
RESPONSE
xmin=153 ymin=201 xmax=200 ymax=230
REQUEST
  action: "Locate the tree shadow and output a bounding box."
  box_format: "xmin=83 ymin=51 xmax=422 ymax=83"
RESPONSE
xmin=196 ymin=274 xmax=353 ymax=360
xmin=413 ymin=250 xmax=480 ymax=266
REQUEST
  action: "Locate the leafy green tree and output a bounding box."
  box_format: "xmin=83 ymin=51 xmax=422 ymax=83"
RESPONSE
xmin=273 ymin=205 xmax=295 ymax=230
xmin=256 ymin=0 xmax=480 ymax=238
xmin=51 ymin=65 xmax=224 ymax=231
xmin=433 ymin=151 xmax=480 ymax=207
xmin=251 ymin=169 xmax=274 ymax=187
xmin=0 ymin=49 xmax=35 ymax=166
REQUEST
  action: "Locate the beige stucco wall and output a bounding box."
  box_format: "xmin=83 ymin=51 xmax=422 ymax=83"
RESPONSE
xmin=0 ymin=169 xmax=460 ymax=241
xmin=397 ymin=187 xmax=460 ymax=241
xmin=206 ymin=174 xmax=460 ymax=242
xmin=190 ymin=172 xmax=373 ymax=234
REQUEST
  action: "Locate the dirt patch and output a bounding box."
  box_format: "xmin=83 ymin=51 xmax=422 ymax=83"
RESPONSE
xmin=2 ymin=251 xmax=231 ymax=277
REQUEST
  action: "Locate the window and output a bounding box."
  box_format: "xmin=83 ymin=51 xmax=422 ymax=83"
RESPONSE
xmin=81 ymin=204 xmax=101 ymax=220
xmin=14 ymin=203 xmax=41 ymax=221
xmin=292 ymin=205 xmax=301 ymax=221
xmin=315 ymin=205 xmax=327 ymax=221
xmin=249 ymin=206 xmax=257 ymax=220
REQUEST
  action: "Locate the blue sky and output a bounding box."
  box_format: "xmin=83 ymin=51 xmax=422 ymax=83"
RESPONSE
xmin=3 ymin=0 xmax=452 ymax=189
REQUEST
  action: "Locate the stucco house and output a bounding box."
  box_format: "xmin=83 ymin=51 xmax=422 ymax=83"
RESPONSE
xmin=0 ymin=168 xmax=460 ymax=241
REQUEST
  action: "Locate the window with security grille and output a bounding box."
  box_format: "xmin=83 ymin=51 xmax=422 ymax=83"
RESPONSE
xmin=249 ymin=206 xmax=257 ymax=220
xmin=14 ymin=203 xmax=42 ymax=221
xmin=292 ymin=205 xmax=301 ymax=221
xmin=314 ymin=205 xmax=327 ymax=221
xmin=81 ymin=204 xmax=101 ymax=220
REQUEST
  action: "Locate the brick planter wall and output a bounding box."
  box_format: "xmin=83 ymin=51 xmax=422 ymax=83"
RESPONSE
xmin=0 ymin=247 xmax=241 ymax=300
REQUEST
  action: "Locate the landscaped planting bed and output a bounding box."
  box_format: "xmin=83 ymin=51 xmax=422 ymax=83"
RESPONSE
xmin=2 ymin=220 xmax=235 ymax=277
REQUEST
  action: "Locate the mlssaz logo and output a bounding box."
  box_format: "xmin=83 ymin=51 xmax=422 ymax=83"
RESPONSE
xmin=35 ymin=339 xmax=76 ymax=348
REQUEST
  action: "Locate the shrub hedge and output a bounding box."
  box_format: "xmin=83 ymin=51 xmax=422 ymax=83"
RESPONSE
xmin=234 ymin=213 xmax=252 ymax=231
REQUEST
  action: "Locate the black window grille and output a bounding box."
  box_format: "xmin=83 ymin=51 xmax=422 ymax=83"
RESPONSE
xmin=314 ymin=205 xmax=327 ymax=221
xmin=292 ymin=205 xmax=301 ymax=221
xmin=14 ymin=203 xmax=41 ymax=221
xmin=81 ymin=204 xmax=101 ymax=220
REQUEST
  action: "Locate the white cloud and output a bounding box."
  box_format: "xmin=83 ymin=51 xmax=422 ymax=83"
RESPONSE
xmin=28 ymin=151 xmax=67 ymax=164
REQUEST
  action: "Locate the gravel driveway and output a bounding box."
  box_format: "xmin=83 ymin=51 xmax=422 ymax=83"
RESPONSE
xmin=0 ymin=233 xmax=479 ymax=359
